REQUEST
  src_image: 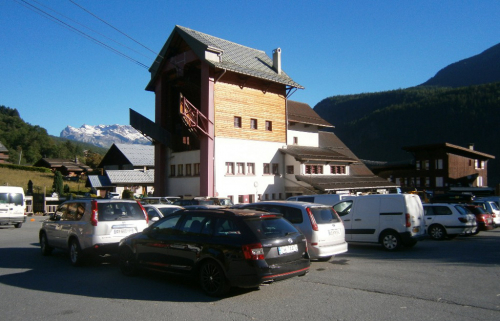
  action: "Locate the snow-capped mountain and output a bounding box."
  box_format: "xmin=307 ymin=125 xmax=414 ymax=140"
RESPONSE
xmin=60 ymin=124 xmax=151 ymax=148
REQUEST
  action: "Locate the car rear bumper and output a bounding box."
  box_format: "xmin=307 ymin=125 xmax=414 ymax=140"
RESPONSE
xmin=84 ymin=242 xmax=120 ymax=255
xmin=308 ymin=241 xmax=348 ymax=259
xmin=228 ymin=258 xmax=310 ymax=288
xmin=0 ymin=216 xmax=26 ymax=225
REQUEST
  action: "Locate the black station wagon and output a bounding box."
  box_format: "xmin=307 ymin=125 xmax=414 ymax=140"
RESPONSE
xmin=118 ymin=209 xmax=310 ymax=296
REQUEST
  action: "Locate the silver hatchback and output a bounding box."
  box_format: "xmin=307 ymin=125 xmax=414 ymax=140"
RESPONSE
xmin=240 ymin=201 xmax=348 ymax=261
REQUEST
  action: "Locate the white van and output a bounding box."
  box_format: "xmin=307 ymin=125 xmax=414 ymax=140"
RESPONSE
xmin=332 ymin=194 xmax=425 ymax=251
xmin=287 ymin=194 xmax=351 ymax=206
xmin=0 ymin=186 xmax=26 ymax=228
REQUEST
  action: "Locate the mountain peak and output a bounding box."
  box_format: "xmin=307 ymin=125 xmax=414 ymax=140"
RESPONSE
xmin=60 ymin=124 xmax=150 ymax=148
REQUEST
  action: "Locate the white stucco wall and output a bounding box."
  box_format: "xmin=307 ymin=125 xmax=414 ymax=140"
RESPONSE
xmin=214 ymin=137 xmax=286 ymax=203
xmin=167 ymin=150 xmax=200 ymax=197
xmin=287 ymin=124 xmax=319 ymax=147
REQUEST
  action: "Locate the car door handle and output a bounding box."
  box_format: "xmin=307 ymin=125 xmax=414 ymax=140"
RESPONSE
xmin=354 ymin=219 xmax=361 ymax=221
xmin=343 ymin=219 xmax=350 ymax=222
xmin=426 ymin=217 xmax=432 ymax=220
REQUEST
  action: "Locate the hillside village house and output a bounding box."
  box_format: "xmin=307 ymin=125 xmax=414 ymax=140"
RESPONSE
xmin=33 ymin=158 xmax=91 ymax=177
xmin=0 ymin=141 xmax=9 ymax=164
xmin=86 ymin=143 xmax=154 ymax=198
xmin=131 ymin=26 xmax=397 ymax=203
xmin=370 ymin=143 xmax=495 ymax=195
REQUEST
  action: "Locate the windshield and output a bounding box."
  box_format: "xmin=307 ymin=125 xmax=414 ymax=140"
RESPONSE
xmin=310 ymin=207 xmax=342 ymax=223
xmin=0 ymin=193 xmax=24 ymax=206
xmin=158 ymin=207 xmax=182 ymax=216
xmin=245 ymin=217 xmax=299 ymax=240
xmin=98 ymin=202 xmax=145 ymax=221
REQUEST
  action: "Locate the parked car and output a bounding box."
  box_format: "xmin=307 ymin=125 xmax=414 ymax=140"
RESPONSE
xmin=142 ymin=204 xmax=184 ymax=224
xmin=464 ymin=205 xmax=494 ymax=234
xmin=286 ymin=194 xmax=351 ymax=206
xmin=183 ymin=205 xmax=224 ymax=210
xmin=208 ymin=197 xmax=234 ymax=207
xmin=118 ymin=208 xmax=310 ymax=296
xmin=0 ymin=186 xmax=26 ymax=228
xmin=107 ymin=192 xmax=121 ymax=199
xmin=173 ymin=199 xmax=216 ymax=206
xmin=141 ymin=196 xmax=180 ymax=205
xmin=39 ymin=199 xmax=149 ymax=266
xmin=240 ymin=201 xmax=347 ymax=261
xmin=332 ymin=194 xmax=426 ymax=250
xmin=472 ymin=200 xmax=500 ymax=227
xmin=423 ymin=203 xmax=477 ymax=240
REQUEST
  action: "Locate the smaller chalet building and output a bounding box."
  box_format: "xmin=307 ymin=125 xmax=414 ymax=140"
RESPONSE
xmin=33 ymin=158 xmax=91 ymax=177
xmin=86 ymin=144 xmax=154 ymax=198
xmin=371 ymin=143 xmax=495 ymax=194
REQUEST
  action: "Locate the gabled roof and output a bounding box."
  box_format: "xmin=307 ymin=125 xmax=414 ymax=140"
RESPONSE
xmin=147 ymin=25 xmax=303 ymax=91
xmin=288 ymin=101 xmax=333 ymax=128
xmin=295 ymin=175 xmax=399 ymax=192
xmin=0 ymin=141 xmax=8 ymax=153
xmin=86 ymin=175 xmax=112 ymax=188
xmin=280 ymin=145 xmax=356 ymax=163
xmin=403 ymin=142 xmax=495 ymax=160
xmin=33 ymin=158 xmax=91 ymax=172
xmin=106 ymin=170 xmax=154 ymax=184
xmin=99 ymin=144 xmax=154 ymax=168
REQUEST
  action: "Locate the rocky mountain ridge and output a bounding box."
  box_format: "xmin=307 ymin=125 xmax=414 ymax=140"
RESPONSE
xmin=60 ymin=124 xmax=150 ymax=148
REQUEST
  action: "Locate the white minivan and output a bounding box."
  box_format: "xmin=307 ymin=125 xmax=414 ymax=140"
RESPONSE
xmin=332 ymin=194 xmax=426 ymax=251
xmin=0 ymin=186 xmax=26 ymax=228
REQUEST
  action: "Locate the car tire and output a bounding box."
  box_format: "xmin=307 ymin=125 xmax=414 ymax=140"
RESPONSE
xmin=381 ymin=231 xmax=402 ymax=251
xmin=40 ymin=233 xmax=53 ymax=256
xmin=199 ymin=260 xmax=230 ymax=297
xmin=428 ymin=225 xmax=446 ymax=240
xmin=14 ymin=223 xmax=22 ymax=228
xmin=119 ymin=247 xmax=138 ymax=276
xmin=69 ymin=239 xmax=84 ymax=266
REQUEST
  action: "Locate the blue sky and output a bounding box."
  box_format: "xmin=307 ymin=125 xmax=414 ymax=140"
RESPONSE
xmin=1 ymin=0 xmax=499 ymax=136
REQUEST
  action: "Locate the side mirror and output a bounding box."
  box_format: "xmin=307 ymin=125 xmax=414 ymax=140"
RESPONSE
xmin=151 ymin=217 xmax=159 ymax=222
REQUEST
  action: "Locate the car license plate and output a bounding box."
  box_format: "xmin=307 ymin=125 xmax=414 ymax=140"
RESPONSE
xmin=329 ymin=228 xmax=340 ymax=235
xmin=278 ymin=244 xmax=298 ymax=255
xmin=113 ymin=228 xmax=135 ymax=235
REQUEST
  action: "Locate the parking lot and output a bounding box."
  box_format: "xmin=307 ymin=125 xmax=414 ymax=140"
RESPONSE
xmin=1 ymin=216 xmax=499 ymax=321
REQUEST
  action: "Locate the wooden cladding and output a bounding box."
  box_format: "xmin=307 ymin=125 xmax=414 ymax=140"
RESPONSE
xmin=214 ymin=81 xmax=286 ymax=142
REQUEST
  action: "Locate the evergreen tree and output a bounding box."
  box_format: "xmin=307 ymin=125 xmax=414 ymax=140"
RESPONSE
xmin=52 ymin=171 xmax=64 ymax=196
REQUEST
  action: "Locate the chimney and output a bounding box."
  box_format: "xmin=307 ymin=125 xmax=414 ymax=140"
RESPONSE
xmin=273 ymin=48 xmax=281 ymax=75
xmin=469 ymin=143 xmax=474 ymax=150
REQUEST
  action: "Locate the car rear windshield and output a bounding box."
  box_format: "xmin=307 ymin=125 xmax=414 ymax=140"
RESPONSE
xmin=0 ymin=193 xmax=23 ymax=206
xmin=244 ymin=217 xmax=299 ymax=240
xmin=98 ymin=202 xmax=145 ymax=221
xmin=310 ymin=207 xmax=342 ymax=224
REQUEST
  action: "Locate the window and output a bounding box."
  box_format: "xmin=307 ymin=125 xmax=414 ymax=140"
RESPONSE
xmin=286 ymin=165 xmax=294 ymax=174
xmin=170 ymin=165 xmax=175 ymax=177
xmin=272 ymin=163 xmax=279 ymax=175
xmin=234 ymin=116 xmax=242 ymax=128
xmin=435 ymin=177 xmax=444 ymax=187
xmin=306 ymin=165 xmax=323 ymax=174
xmin=475 ymin=160 xmax=484 ymax=169
xmin=476 ymin=176 xmax=483 ymax=187
xmin=416 ymin=177 xmax=421 ymax=187
xmin=293 ymin=137 xmax=298 ymax=145
xmin=435 ymin=159 xmax=443 ymax=170
xmin=416 ymin=161 xmax=421 ymax=170
xmin=182 ymin=136 xmax=190 ymax=146
xmin=177 ymin=164 xmax=183 ymax=176
xmin=263 ymin=163 xmax=270 ymax=174
xmin=247 ymin=163 xmax=255 ymax=175
xmin=194 ymin=163 xmax=200 ymax=176
xmin=330 ymin=165 xmax=346 ymax=174
xmin=424 ymin=160 xmax=430 ymax=170
xmin=186 ymin=164 xmax=192 ymax=176
xmin=226 ymin=162 xmax=234 ymax=175
xmin=236 ymin=162 xmax=245 ymax=175
xmin=425 ymin=177 xmax=430 ymax=187
xmin=265 ymin=121 xmax=272 ymax=131
xmin=250 ymin=118 xmax=258 ymax=129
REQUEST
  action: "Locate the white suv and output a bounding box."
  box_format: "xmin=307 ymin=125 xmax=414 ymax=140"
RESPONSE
xmin=241 ymin=201 xmax=348 ymax=261
xmin=39 ymin=199 xmax=148 ymax=266
xmin=423 ymin=203 xmax=477 ymax=240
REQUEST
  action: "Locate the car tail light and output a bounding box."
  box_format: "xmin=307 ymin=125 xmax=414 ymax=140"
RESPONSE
xmin=91 ymin=200 xmax=98 ymax=226
xmin=136 ymin=200 xmax=149 ymax=224
xmin=458 ymin=217 xmax=468 ymax=223
xmin=492 ymin=213 xmax=496 ymax=218
xmin=242 ymin=243 xmax=264 ymax=260
xmin=477 ymin=215 xmax=486 ymax=223
xmin=260 ymin=214 xmax=278 ymax=218
xmin=405 ymin=213 xmax=411 ymax=227
xmin=306 ymin=207 xmax=318 ymax=231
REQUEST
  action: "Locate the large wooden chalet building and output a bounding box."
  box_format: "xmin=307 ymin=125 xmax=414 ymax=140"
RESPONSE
xmin=131 ymin=26 xmax=397 ymax=203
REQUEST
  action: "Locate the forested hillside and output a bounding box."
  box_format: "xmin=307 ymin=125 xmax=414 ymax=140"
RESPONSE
xmin=0 ymin=105 xmax=105 ymax=166
xmin=314 ymin=82 xmax=500 ymax=186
